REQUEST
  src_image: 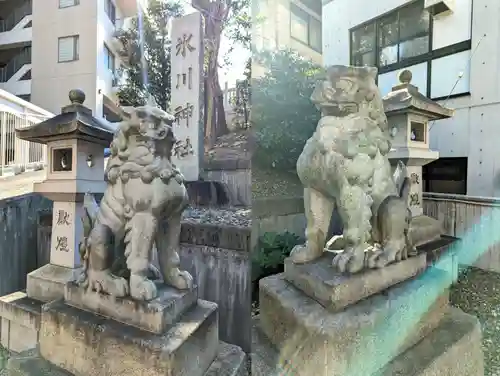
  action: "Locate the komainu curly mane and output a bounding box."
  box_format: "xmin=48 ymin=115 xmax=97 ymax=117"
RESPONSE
xmin=106 ymin=106 xmax=181 ymax=186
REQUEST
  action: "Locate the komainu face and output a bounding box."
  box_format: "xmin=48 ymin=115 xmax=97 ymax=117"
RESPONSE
xmin=311 ymin=65 xmax=379 ymax=117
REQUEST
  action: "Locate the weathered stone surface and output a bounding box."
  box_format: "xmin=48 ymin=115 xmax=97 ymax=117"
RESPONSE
xmin=251 ymin=317 xmax=280 ymax=376
xmin=377 ymin=308 xmax=483 ymax=376
xmin=180 ymin=222 xmax=251 ymax=252
xmin=252 ymin=307 xmax=482 ymax=376
xmin=64 ymin=281 xmax=198 ymax=334
xmin=26 ymin=264 xmax=80 ymax=303
xmin=8 ymin=341 xmax=248 ymax=376
xmin=39 ymin=299 xmax=219 ymax=376
xmin=284 ymin=252 xmax=427 ymax=312
xmin=259 ymin=270 xmax=449 ymax=375
xmin=1 ymin=318 xmax=39 ymax=354
xmin=410 ymin=215 xmax=444 ymax=247
xmin=204 ymin=342 xmax=247 ymax=376
xmin=0 ymin=291 xmax=42 ymax=330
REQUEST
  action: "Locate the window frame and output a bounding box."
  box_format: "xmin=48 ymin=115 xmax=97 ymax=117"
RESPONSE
xmin=350 ymin=1 xmax=431 ymax=70
xmin=58 ymin=35 xmax=80 ymax=63
xmin=104 ymin=44 xmax=116 ymax=73
xmin=349 ymin=0 xmax=472 ymax=99
xmin=289 ymin=2 xmax=322 ymax=53
xmin=59 ymin=0 xmax=79 ymax=9
xmin=105 ymin=0 xmax=117 ymax=25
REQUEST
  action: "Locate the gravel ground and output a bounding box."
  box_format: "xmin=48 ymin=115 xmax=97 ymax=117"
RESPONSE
xmin=252 ymin=166 xmax=303 ymax=198
xmin=451 ymin=266 xmax=500 ymax=376
xmin=182 ymin=207 xmax=251 ymax=228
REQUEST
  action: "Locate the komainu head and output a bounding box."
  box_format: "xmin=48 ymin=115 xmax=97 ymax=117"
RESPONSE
xmin=106 ymin=106 xmax=177 ymax=184
xmin=311 ymin=65 xmax=385 ymax=122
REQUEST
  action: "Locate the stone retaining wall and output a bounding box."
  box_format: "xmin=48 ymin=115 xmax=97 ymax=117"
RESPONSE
xmin=205 ymin=159 xmax=250 ymax=207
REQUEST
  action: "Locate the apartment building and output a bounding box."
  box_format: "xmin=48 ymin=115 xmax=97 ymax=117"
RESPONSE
xmin=0 ymin=0 xmax=144 ymax=122
xmin=323 ymin=0 xmax=500 ymax=198
xmin=253 ymin=0 xmax=322 ymax=77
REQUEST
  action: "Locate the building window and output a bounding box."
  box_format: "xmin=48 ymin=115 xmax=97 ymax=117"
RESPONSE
xmin=104 ymin=45 xmax=115 ymax=73
xmin=59 ymin=0 xmax=79 ymax=8
xmin=105 ymin=0 xmax=116 ymax=25
xmin=290 ymin=3 xmax=322 ymax=52
xmin=58 ymin=35 xmax=79 ymax=63
xmin=351 ymin=1 xmax=430 ymax=68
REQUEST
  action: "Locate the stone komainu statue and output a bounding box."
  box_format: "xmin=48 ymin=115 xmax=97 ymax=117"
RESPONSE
xmin=290 ymin=65 xmax=416 ymax=273
xmin=78 ymin=106 xmax=193 ymax=300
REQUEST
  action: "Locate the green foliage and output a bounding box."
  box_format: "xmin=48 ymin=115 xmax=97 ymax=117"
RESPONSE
xmin=223 ymin=0 xmax=251 ymax=55
xmin=252 ymin=49 xmax=324 ymax=171
xmin=252 ymin=231 xmax=304 ymax=282
xmin=116 ymin=0 xmax=183 ymax=110
xmin=231 ymin=58 xmax=251 ymax=130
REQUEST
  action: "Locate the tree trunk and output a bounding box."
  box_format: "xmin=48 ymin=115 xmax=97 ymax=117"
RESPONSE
xmin=203 ymin=1 xmax=229 ymax=149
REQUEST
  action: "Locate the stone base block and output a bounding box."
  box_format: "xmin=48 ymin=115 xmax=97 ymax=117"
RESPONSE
xmin=252 ymin=307 xmax=482 ymax=376
xmin=410 ymin=215 xmax=443 ymax=247
xmin=26 ymin=264 xmax=80 ymax=303
xmin=0 ymin=291 xmax=43 ymax=353
xmin=7 ymin=341 xmax=248 ymax=376
xmin=377 ymin=307 xmax=484 ymax=376
xmin=260 ymin=269 xmax=450 ymax=375
xmin=64 ymin=281 xmax=198 ymax=334
xmin=39 ymin=299 xmax=219 ymax=376
xmin=284 ymin=253 xmax=427 ymax=312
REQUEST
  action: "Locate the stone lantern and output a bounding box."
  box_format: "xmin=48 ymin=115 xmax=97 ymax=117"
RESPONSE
xmin=15 ymin=89 xmax=115 ymax=303
xmin=383 ymin=69 xmax=454 ymax=247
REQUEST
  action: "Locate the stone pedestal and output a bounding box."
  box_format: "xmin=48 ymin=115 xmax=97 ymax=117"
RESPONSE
xmin=252 ymin=253 xmax=483 ymax=376
xmin=7 ymin=283 xmax=247 ymax=376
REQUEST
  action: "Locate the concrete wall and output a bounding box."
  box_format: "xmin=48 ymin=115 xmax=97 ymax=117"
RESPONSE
xmin=31 ymin=0 xmax=99 ymax=115
xmin=31 ymin=0 xmax=127 ymax=118
xmin=322 ymin=0 xmax=500 ymax=197
xmin=0 ymin=194 xmax=52 ymax=296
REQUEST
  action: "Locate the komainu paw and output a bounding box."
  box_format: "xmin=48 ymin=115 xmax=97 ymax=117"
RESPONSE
xmin=164 ymin=269 xmax=194 ymax=290
xmin=129 ymin=274 xmax=158 ymax=300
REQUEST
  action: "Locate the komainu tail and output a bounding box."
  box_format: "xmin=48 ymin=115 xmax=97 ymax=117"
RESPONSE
xmin=393 ymin=160 xmax=408 ymax=196
xmin=77 ymin=193 xmax=99 ymax=287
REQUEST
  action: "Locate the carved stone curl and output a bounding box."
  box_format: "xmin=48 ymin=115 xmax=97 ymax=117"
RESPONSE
xmin=290 ymin=65 xmax=416 ymax=273
xmin=78 ymin=106 xmax=193 ymax=300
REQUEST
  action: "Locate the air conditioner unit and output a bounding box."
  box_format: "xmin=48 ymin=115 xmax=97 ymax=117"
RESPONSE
xmin=424 ymin=0 xmax=454 ymax=16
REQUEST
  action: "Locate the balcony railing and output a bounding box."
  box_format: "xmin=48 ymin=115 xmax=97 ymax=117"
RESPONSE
xmin=0 ymin=46 xmax=31 ymax=83
xmin=0 ymin=0 xmax=32 ymax=33
xmin=0 ymin=110 xmax=48 ymax=176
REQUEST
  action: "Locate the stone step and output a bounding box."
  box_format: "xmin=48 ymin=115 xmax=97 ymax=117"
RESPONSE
xmin=252 ymin=308 xmax=482 ymax=376
xmin=376 ymin=307 xmax=483 ymax=376
xmin=39 ymin=299 xmax=219 ymax=376
xmin=7 ymin=341 xmax=248 ymax=376
xmin=0 ymin=292 xmax=43 ymax=353
xmin=64 ymin=281 xmax=198 ymax=334
xmin=259 ymin=268 xmax=450 ymax=375
xmin=204 ymin=342 xmax=247 ymax=376
xmin=251 ymin=317 xmax=279 ymax=376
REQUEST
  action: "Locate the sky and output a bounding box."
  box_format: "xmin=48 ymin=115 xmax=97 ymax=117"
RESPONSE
xmin=182 ymin=2 xmax=250 ymax=88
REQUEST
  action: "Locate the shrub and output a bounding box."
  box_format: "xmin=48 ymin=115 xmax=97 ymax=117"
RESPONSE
xmin=252 ymin=49 xmax=324 ymax=171
xmin=252 ymin=231 xmax=303 ymax=284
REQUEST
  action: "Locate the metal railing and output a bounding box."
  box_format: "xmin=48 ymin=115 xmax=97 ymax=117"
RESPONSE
xmin=0 ymin=46 xmax=31 ymax=83
xmin=0 ymin=111 xmax=48 ymax=176
xmin=0 ymin=0 xmax=32 ymax=33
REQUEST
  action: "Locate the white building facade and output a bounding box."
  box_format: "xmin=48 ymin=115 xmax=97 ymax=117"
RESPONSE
xmin=323 ymin=0 xmax=500 ymax=197
xmin=0 ymin=0 xmax=144 ymax=122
